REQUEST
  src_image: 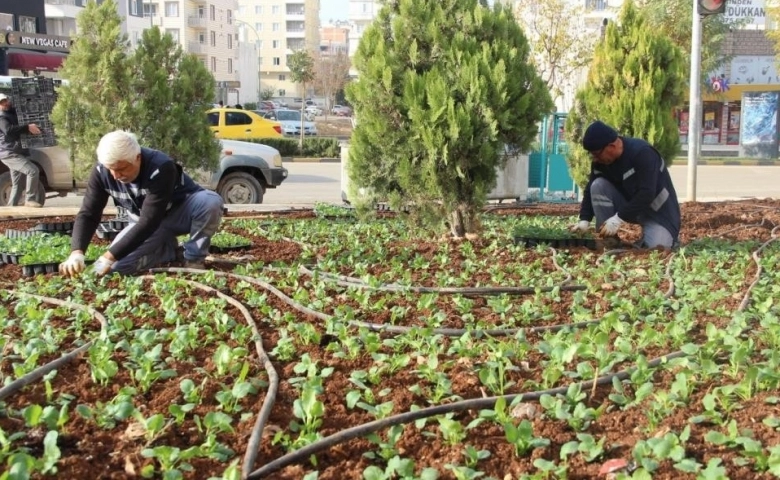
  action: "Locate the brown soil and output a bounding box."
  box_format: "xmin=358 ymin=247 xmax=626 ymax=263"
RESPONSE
xmin=0 ymin=199 xmax=779 ymax=480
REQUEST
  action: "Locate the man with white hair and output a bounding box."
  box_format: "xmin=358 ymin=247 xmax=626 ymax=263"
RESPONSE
xmin=59 ymin=130 xmax=224 ymax=276
xmin=0 ymin=93 xmax=43 ymax=207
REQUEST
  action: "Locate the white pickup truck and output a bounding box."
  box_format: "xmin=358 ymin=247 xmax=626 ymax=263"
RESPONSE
xmin=0 ymin=140 xmax=288 ymax=206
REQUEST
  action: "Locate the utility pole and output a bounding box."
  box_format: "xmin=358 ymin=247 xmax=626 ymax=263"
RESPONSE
xmin=687 ymin=0 xmax=703 ymax=202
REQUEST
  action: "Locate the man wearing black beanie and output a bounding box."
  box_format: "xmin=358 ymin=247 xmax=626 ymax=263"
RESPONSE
xmin=570 ymin=120 xmax=680 ymax=248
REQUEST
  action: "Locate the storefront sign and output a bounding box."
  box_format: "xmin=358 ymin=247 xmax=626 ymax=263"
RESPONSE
xmin=730 ymin=56 xmax=777 ymax=85
xmin=725 ymin=0 xmax=766 ymax=27
xmin=1 ymin=31 xmax=71 ymax=53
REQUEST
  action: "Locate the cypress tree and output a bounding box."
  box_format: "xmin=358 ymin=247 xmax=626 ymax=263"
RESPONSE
xmin=347 ymin=0 xmax=551 ymax=238
xmin=51 ymin=0 xmax=219 ymax=180
xmin=51 ymin=0 xmax=133 ymax=181
xmin=565 ymin=0 xmax=686 ymax=187
xmin=129 ymin=28 xmax=219 ymax=173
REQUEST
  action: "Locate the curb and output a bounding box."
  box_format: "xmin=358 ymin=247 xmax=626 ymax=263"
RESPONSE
xmin=283 ymin=157 xmax=341 ymax=163
xmin=672 ymin=160 xmax=780 ymax=166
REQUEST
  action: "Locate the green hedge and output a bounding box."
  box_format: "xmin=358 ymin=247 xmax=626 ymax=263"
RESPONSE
xmin=228 ymin=137 xmax=341 ymax=158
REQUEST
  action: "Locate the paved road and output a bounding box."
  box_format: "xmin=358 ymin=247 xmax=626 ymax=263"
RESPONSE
xmin=22 ymin=163 xmax=780 ymax=215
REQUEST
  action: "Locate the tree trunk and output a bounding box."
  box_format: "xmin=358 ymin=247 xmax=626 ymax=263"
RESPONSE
xmin=449 ymin=203 xmax=478 ymax=239
xmin=299 ymin=81 xmax=305 ymax=151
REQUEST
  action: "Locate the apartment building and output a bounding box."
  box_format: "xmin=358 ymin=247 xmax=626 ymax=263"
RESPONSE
xmin=346 ymin=0 xmax=377 ymax=66
xmin=143 ymin=0 xmax=240 ymax=102
xmin=320 ymin=21 xmax=348 ymax=57
xmin=235 ymin=0 xmax=320 ymax=99
xmin=47 ymin=0 xmax=147 ymax=45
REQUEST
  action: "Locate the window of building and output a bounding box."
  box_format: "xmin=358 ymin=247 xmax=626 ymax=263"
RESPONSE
xmin=228 ymin=58 xmax=233 ymax=73
xmin=278 ymin=74 xmax=286 ymax=81
xmin=210 ymin=31 xmax=216 ymax=46
xmin=227 ymin=9 xmax=232 ymax=24
xmin=0 ymin=13 xmax=14 ymax=32
xmin=272 ymin=23 xmax=280 ymax=32
xmin=198 ymin=32 xmax=206 ymax=44
xmin=272 ymin=5 xmax=280 ymax=14
xmin=164 ymin=2 xmax=178 ymax=17
xmin=255 ymin=23 xmax=263 ymax=32
xmin=227 ymin=35 xmax=232 ymax=49
xmin=273 ymin=57 xmax=281 ymax=66
xmin=363 ymin=2 xmax=368 ymax=12
xmin=210 ymin=5 xmax=216 ymax=21
xmin=211 ymin=57 xmax=216 ymax=72
xmin=19 ymin=16 xmax=36 ymax=33
xmin=197 ymin=6 xmax=205 ymax=18
xmin=165 ymin=29 xmax=179 ymax=43
xmin=272 ymin=40 xmax=280 ymax=49
xmin=278 ymin=89 xmax=286 ymax=97
xmin=143 ymin=3 xmax=157 ymax=17
xmin=255 ymin=5 xmax=263 ymax=14
xmin=129 ymin=0 xmax=140 ymax=16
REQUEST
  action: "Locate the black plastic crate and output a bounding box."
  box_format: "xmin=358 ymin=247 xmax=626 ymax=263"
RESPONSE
xmin=21 ymin=132 xmax=57 ymax=149
xmin=12 ymin=77 xmax=55 ymax=97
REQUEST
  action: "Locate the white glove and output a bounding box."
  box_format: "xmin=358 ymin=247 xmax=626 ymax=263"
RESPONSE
xmin=599 ymin=214 xmax=624 ymax=236
xmin=91 ymin=256 xmax=115 ymax=277
xmin=570 ymin=220 xmax=591 ymax=234
xmin=59 ymin=252 xmax=86 ymax=277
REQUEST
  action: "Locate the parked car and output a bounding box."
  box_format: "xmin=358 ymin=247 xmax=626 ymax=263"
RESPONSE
xmin=305 ymin=105 xmax=323 ymax=116
xmin=206 ymin=108 xmax=282 ymax=139
xmin=331 ymin=105 xmax=352 ymax=116
xmin=0 ymin=140 xmax=288 ymax=206
xmin=262 ymin=109 xmax=318 ymax=136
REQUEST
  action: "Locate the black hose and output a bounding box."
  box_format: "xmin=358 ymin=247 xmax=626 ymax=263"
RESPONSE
xmin=139 ymin=276 xmax=279 ymax=479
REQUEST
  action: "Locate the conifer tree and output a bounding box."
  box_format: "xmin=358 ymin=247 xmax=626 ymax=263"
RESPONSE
xmin=128 ymin=27 xmax=219 ymax=173
xmin=51 ymin=0 xmax=219 ymax=180
xmin=565 ymin=1 xmax=686 ymax=187
xmin=51 ymin=0 xmax=133 ymax=181
xmin=347 ymin=0 xmax=551 ymax=238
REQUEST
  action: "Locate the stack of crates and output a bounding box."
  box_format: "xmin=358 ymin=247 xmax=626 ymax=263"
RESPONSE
xmin=12 ymin=77 xmax=58 ymax=148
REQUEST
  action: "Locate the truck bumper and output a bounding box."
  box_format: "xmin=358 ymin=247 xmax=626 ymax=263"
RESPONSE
xmin=269 ymin=167 xmax=288 ymax=187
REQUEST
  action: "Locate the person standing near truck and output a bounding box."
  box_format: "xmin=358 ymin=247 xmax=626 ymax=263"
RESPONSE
xmin=0 ymin=93 xmax=43 ymax=207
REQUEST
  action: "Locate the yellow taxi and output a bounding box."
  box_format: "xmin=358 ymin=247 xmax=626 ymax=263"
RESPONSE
xmin=206 ymin=108 xmax=283 ymax=139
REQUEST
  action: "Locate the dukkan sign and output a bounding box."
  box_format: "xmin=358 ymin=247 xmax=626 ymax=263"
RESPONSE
xmin=0 ymin=31 xmax=71 ymax=53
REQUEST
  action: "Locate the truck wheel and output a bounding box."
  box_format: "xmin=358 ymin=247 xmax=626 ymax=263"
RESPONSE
xmin=0 ymin=172 xmax=46 ymax=206
xmin=216 ymin=172 xmax=264 ymax=204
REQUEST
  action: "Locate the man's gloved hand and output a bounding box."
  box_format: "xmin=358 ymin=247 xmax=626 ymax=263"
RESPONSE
xmin=599 ymin=214 xmax=624 ymax=236
xmin=569 ymin=220 xmax=591 ymax=234
xmin=92 ymin=256 xmax=115 ymax=278
xmin=59 ymin=252 xmax=86 ymax=277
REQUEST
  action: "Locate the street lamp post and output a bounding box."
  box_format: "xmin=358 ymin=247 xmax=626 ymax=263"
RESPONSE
xmin=234 ymin=19 xmax=261 ymax=103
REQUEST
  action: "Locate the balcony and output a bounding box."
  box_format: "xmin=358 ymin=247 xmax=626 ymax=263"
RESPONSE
xmin=188 ymin=16 xmax=208 ymax=29
xmin=188 ymin=42 xmax=207 ymax=55
xmin=190 ymin=0 xmax=207 ymax=4
xmin=584 ymin=0 xmax=607 ymax=11
xmin=286 ymin=29 xmax=305 ymax=39
xmin=44 ymin=0 xmax=85 ymax=19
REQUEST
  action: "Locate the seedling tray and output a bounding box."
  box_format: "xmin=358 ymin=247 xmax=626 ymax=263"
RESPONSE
xmin=32 ymin=222 xmax=73 ymax=233
xmin=0 ymin=252 xmax=24 ymax=265
xmin=209 ymin=244 xmax=252 ymax=254
xmin=21 ymin=262 xmax=59 ymax=277
xmin=96 ymin=224 xmax=122 ymax=241
xmin=4 ymin=229 xmax=45 ymax=239
xmin=514 ymin=236 xmax=597 ymax=249
xmin=108 ymin=218 xmax=130 ymax=230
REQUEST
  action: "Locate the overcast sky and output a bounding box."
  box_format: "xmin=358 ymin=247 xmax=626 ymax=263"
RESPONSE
xmin=320 ymin=0 xmax=350 ymax=24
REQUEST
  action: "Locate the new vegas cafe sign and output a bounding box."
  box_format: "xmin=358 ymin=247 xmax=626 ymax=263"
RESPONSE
xmin=0 ymin=31 xmax=71 ymax=53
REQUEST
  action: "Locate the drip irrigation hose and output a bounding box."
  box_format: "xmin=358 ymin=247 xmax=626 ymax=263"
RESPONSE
xmin=245 ymin=238 xmax=775 ymax=479
xmin=0 ymin=292 xmax=108 ymax=401
xmin=297 ymin=265 xmax=586 ymax=295
xmin=738 ymin=225 xmax=779 ymax=311
xmin=140 ymin=276 xmax=279 ymax=479
xmin=151 ymin=268 xmax=602 ymax=337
